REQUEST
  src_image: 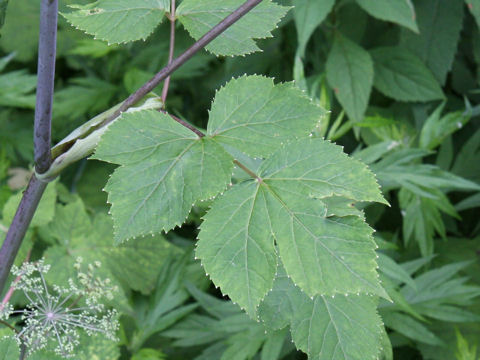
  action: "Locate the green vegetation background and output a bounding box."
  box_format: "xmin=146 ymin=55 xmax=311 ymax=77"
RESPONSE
xmin=0 ymin=0 xmax=479 ymax=359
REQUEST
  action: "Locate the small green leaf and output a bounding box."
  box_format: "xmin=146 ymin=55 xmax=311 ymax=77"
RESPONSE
xmin=294 ymin=0 xmax=335 ymax=56
xmin=177 ymin=0 xmax=289 ymax=56
xmin=370 ymin=46 xmax=444 ymax=102
xmin=356 ymin=0 xmax=418 ymax=32
xmin=399 ymin=0 xmax=464 ymax=85
xmin=259 ymin=267 xmax=383 ymax=360
xmin=94 ymin=110 xmax=233 ymax=242
xmin=207 ymin=75 xmax=325 ymax=158
xmin=326 ymin=34 xmax=373 ymax=122
xmin=419 ymin=103 xmax=470 ymax=150
xmin=377 ymin=253 xmax=416 ymax=290
xmin=63 ymin=0 xmax=169 ymax=44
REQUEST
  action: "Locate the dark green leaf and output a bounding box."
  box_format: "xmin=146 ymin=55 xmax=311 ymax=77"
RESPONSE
xmin=370 ymin=46 xmax=444 ymax=102
xmin=399 ymin=0 xmax=464 ymax=85
xmin=326 ymin=34 xmax=373 ymax=122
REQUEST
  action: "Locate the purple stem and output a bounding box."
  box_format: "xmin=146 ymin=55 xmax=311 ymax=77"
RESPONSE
xmin=0 ymin=176 xmax=47 ymax=294
xmin=0 ymin=0 xmax=58 ymax=293
xmin=34 ymin=0 xmax=58 ymax=174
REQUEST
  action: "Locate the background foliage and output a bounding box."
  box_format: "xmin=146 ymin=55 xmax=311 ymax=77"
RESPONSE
xmin=1 ymin=0 xmax=480 ymax=359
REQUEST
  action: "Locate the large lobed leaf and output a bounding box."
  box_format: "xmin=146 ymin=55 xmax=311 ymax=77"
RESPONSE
xmin=197 ymin=139 xmax=387 ymax=316
xmin=177 ymin=0 xmax=289 ymax=56
xmin=207 ymin=75 xmax=325 ymax=158
xmin=93 ymin=110 xmax=233 ymax=242
xmin=63 ymin=0 xmax=170 ymax=44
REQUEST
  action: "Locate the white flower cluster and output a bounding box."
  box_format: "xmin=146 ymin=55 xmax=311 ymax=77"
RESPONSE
xmin=1 ymin=258 xmax=119 ymax=358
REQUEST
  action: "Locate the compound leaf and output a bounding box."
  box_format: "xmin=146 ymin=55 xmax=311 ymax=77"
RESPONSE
xmin=259 ymin=266 xmax=383 ymax=360
xmin=94 ymin=110 xmax=233 ymax=242
xmin=207 ymin=75 xmax=325 ymax=158
xmin=356 ymin=0 xmax=418 ymax=32
xmin=197 ymin=139 xmax=387 ymax=315
xmin=177 ymin=0 xmax=289 ymax=56
xmin=326 ymin=34 xmax=373 ymax=122
xmin=370 ymin=46 xmax=444 ymax=102
xmin=63 ymin=0 xmax=170 ymax=44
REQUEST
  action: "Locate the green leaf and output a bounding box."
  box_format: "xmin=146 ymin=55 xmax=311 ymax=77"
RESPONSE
xmin=294 ymin=0 xmax=335 ymax=57
xmin=0 ymin=70 xmax=37 ymax=109
xmin=399 ymin=0 xmax=463 ymax=85
xmin=44 ymin=199 xmax=177 ymax=296
xmin=419 ymin=104 xmax=470 ymax=150
xmin=326 ymin=34 xmax=373 ymax=122
xmin=259 ymin=139 xmax=386 ymax=204
xmin=0 ymin=337 xmax=19 ymax=360
xmin=260 ymin=329 xmax=288 ymax=360
xmin=207 ymin=75 xmax=324 ymax=158
xmin=196 ymin=182 xmax=277 ymax=317
xmin=413 ymin=304 xmax=480 ymax=323
xmin=0 ymin=0 xmax=39 ymax=62
xmin=3 ymin=180 xmax=57 ymax=227
xmin=259 ymin=267 xmax=383 ymax=360
xmin=266 ymin=197 xmax=385 ymax=299
xmin=198 ymin=139 xmax=387 ymax=315
xmin=370 ymin=46 xmax=444 ymax=102
xmin=63 ymin=0 xmax=170 ymax=44
xmin=94 ymin=110 xmax=233 ymax=242
xmin=177 ymin=0 xmax=289 ymax=56
xmin=377 ymin=253 xmax=416 ymax=290
xmin=356 ymin=0 xmax=418 ymax=32
xmin=53 ymin=77 xmax=116 ymax=121
xmin=382 ymin=312 xmax=443 ymax=346
xmin=131 ymin=348 xmax=166 ymax=360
